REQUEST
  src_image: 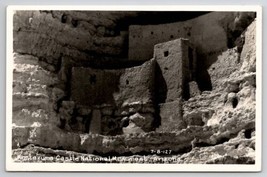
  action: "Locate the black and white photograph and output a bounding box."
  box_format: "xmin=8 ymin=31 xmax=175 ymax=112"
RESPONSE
xmin=6 ymin=6 xmax=262 ymax=171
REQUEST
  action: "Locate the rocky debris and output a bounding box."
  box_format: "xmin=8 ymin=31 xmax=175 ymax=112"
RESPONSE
xmin=12 ymin=136 xmax=254 ymax=164
xmin=122 ymin=101 xmax=142 ymax=113
xmin=183 ymin=92 xmax=222 ymax=118
xmin=56 ymin=101 xmax=156 ymax=135
xmin=101 ymin=116 xmax=122 ymax=136
xmin=183 ymin=110 xmax=211 ymax=126
xmin=178 ymin=132 xmax=255 ymax=164
xmin=11 ymin=123 xmax=231 ymax=156
xmin=128 ymin=113 xmax=154 ymax=132
xmin=11 ymin=124 xmax=190 ymax=154
xmin=123 ymin=122 xmax=145 ymax=135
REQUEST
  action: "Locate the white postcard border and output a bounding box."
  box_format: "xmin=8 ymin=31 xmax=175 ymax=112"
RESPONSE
xmin=6 ymin=5 xmax=262 ymax=172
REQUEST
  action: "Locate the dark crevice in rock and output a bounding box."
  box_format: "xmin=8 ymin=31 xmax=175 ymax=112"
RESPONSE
xmin=89 ymin=74 xmax=97 ymax=84
xmin=84 ymin=114 xmax=92 ymax=133
xmin=183 ymin=82 xmax=190 ymax=100
xmin=116 ymin=12 xmax=210 ymax=31
xmin=215 ymin=136 xmax=232 ymax=145
xmin=58 ymin=118 xmax=66 ymax=129
xmin=17 ymin=143 xmax=32 ymax=149
xmin=152 ymin=105 xmax=161 ymax=129
xmin=194 ymin=141 xmax=211 ymax=148
xmin=55 ymin=53 xmax=63 ymax=72
xmin=64 ymin=67 xmax=74 ymax=100
xmin=61 ymin=14 xmax=68 ymax=23
xmin=71 ymin=19 xmax=79 ymax=28
xmin=223 ymin=13 xmax=256 ymax=49
xmin=244 ymin=128 xmax=254 ymax=139
xmin=39 ymin=10 xmax=52 ymax=14
xmin=121 ymin=118 xmax=129 ymax=128
xmin=195 ymin=55 xmax=212 ymax=92
xmin=232 ymin=97 xmax=238 ymax=108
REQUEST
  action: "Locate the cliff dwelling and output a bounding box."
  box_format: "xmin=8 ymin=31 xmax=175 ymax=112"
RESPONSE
xmin=58 ymin=38 xmax=197 ymax=136
xmin=11 ymin=10 xmax=258 ymax=165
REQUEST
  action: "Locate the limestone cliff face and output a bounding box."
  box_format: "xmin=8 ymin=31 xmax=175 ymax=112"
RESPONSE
xmin=11 ymin=11 xmax=257 ymax=164
xmin=13 ymin=11 xmax=136 ymax=71
xmin=182 ymin=20 xmax=256 ymax=163
xmin=13 ymin=11 xmax=208 ymax=70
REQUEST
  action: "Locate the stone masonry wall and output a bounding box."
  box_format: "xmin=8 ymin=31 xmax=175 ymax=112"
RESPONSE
xmin=129 ymin=12 xmax=231 ymax=64
xmin=71 ymin=59 xmax=155 ymax=107
xmin=71 ymin=67 xmax=123 ymax=106
xmin=57 ymin=59 xmax=156 ymax=135
xmin=129 ymin=12 xmax=255 ymax=92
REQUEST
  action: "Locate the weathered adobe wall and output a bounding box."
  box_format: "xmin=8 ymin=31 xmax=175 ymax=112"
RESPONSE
xmin=71 ymin=59 xmax=155 ymax=107
xmin=154 ymin=38 xmax=196 ymax=103
xmin=57 ymin=59 xmax=156 ymax=135
xmin=154 ymin=39 xmax=197 ymax=132
xmin=71 ymin=68 xmax=123 ymax=106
